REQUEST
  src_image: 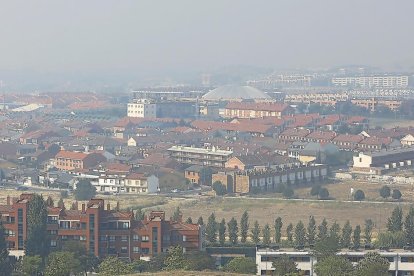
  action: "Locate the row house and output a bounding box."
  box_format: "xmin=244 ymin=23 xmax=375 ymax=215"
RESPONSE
xmin=223 ymin=102 xmax=293 ymax=119
xmin=0 ymin=194 xmax=202 ymax=260
xmin=305 ymin=130 xmax=337 ymax=144
xmin=332 ymin=134 xmax=365 ymax=151
xmin=278 ymin=128 xmax=311 ymax=143
xmin=213 ymin=164 xmax=328 ymax=194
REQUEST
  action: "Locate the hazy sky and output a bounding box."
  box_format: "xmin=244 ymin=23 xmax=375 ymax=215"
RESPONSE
xmin=0 ymin=0 xmax=413 ymax=79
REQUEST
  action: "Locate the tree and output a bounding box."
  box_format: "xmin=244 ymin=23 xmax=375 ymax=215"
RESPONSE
xmin=364 ymin=219 xmax=374 ymax=244
xmin=98 ymin=256 xmax=134 ymax=276
xmin=135 ymin=208 xmax=145 ymax=220
xmin=227 ymin=217 xmax=239 ymax=245
xmin=329 ymin=221 xmax=341 ymax=242
xmin=353 ymin=225 xmax=361 ymax=249
xmin=61 ymin=240 xmax=99 ymax=275
xmin=205 ymin=213 xmax=217 ymax=243
xmin=197 ymin=216 xmax=204 ymax=225
xmin=387 ymin=206 xmax=403 ymax=232
xmin=251 ymin=220 xmax=260 ymax=244
xmin=315 ymin=255 xmax=354 ymax=276
xmin=354 ymin=190 xmax=365 ymax=201
xmin=283 ymin=187 xmax=294 ymax=199
xmin=74 ymin=180 xmax=96 ymax=201
xmin=307 ymin=216 xmax=316 ymax=246
xmin=405 ymin=206 xmax=414 ymax=246
xmin=57 ymin=197 xmax=65 ymax=209
xmin=286 ymin=223 xmax=293 ymax=242
xmin=0 ymin=221 xmax=11 ymax=276
xmin=45 ymin=196 xmax=54 ymax=207
xmin=44 ymin=251 xmax=82 ymax=276
xmin=314 ymin=236 xmax=340 ymax=260
xmin=184 ymin=251 xmax=215 ymax=271
xmin=163 ymin=246 xmax=186 ymax=270
xmin=354 ymin=252 xmax=389 ymax=276
xmin=185 ymin=217 xmax=193 ymax=224
xmin=212 ymin=181 xmax=227 ymax=196
xmin=172 ymin=206 xmax=182 ymax=221
xmin=218 ymin=219 xmax=226 ymax=245
xmin=224 ymin=257 xmax=256 ymax=274
xmin=317 ymin=218 xmax=328 ymax=241
xmin=21 ymin=255 xmax=43 ymax=276
xmin=274 ymin=217 xmax=283 ymax=243
xmin=199 ymin=167 xmax=213 ymax=186
xmin=318 ymin=188 xmax=329 ymax=200
xmin=25 ymin=194 xmax=49 ymax=258
xmin=310 ymin=185 xmax=321 ymax=197
xmin=379 ymin=185 xmax=391 ymax=199
xmin=240 ymin=211 xmax=249 ymax=243
xmin=392 ymin=189 xmax=402 ymax=200
xmin=341 ymin=220 xmax=352 ymax=248
xmin=294 ymin=221 xmax=306 ymax=248
xmin=377 ymin=231 xmax=406 ymax=248
xmin=262 ymin=224 xmax=271 ymax=246
xmin=271 ymin=255 xmax=298 ymax=276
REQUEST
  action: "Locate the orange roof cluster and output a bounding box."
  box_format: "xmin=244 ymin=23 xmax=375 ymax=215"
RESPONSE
xmin=191 ymin=120 xmax=275 ymax=134
xmin=55 ymin=150 xmax=88 ymax=160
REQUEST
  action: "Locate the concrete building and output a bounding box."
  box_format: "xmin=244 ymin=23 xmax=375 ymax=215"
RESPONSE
xmin=352 ymin=148 xmax=414 ymax=175
xmin=256 ymin=247 xmax=414 ymax=275
xmin=332 ymin=75 xmax=409 ymax=88
xmin=350 ymin=98 xmax=402 ymax=112
xmin=0 ymin=194 xmax=202 ymax=260
xmin=54 ymin=150 xmax=106 ymax=171
xmin=127 ymin=99 xmax=157 ymax=118
xmin=168 ymin=145 xmax=233 ymax=168
xmin=284 ymin=93 xmax=349 ymax=106
xmin=95 ymin=173 xmax=159 ymax=194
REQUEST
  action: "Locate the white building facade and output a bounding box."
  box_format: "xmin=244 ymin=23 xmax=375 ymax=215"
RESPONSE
xmin=127 ymin=99 xmax=157 ymax=118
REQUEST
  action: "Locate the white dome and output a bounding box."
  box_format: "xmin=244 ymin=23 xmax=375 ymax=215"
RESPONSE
xmin=202 ymin=85 xmax=270 ymax=100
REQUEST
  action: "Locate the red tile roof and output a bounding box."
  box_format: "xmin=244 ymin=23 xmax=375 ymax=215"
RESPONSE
xmin=307 ymin=130 xmax=337 ymax=140
xmin=191 ymin=120 xmax=275 ymax=134
xmin=333 ymin=134 xmax=365 ymax=143
xmin=55 ymin=150 xmax=88 ymax=160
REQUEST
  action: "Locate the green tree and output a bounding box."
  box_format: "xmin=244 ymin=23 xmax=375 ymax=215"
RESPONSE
xmin=25 ymin=194 xmax=49 ymax=258
xmin=274 ymin=217 xmax=283 ymax=243
xmin=135 ymin=208 xmax=145 ymax=220
xmin=310 ymin=185 xmax=321 ymax=197
xmin=387 ymin=206 xmax=403 ymax=232
xmin=283 ymin=187 xmax=294 ymax=199
xmin=44 ymin=251 xmax=82 ymax=276
xmin=354 ymin=252 xmax=389 ymax=276
xmin=74 ymin=179 xmax=96 ymax=200
xmin=21 ymin=255 xmax=43 ymax=276
xmin=251 ymin=220 xmax=261 ymax=244
xmin=379 ymin=185 xmax=391 ymax=199
xmin=377 ymin=231 xmax=406 ymax=248
xmin=172 ymin=206 xmax=182 ymax=221
xmin=287 ymin=223 xmax=293 ymax=242
xmin=98 ymin=256 xmax=134 ymax=276
xmin=199 ymin=167 xmax=213 ymax=186
xmin=353 ymin=225 xmax=361 ymax=249
xmin=314 ymin=236 xmax=340 ymax=260
xmin=318 ymin=187 xmax=329 ymax=200
xmin=163 ymin=246 xmax=186 ymax=270
xmin=354 ymin=190 xmax=365 ymax=201
xmin=212 ymin=181 xmax=227 ymax=196
xmin=218 ymin=219 xmax=226 ymax=245
xmin=392 ymin=189 xmax=402 ymax=200
xmin=271 ymin=254 xmax=299 ymax=276
xmin=205 ymin=213 xmax=217 ymax=243
xmin=405 ymin=206 xmax=414 ymax=246
xmin=61 ymin=240 xmax=99 ymax=275
xmin=184 ymin=251 xmax=215 ymax=271
xmin=294 ymin=221 xmax=306 ymax=248
xmin=0 ymin=221 xmax=11 ymax=276
xmin=240 ymin=211 xmax=249 ymax=243
xmin=57 ymin=197 xmax=65 ymax=209
xmin=262 ymin=224 xmax=271 ymax=246
xmin=224 ymin=257 xmax=256 ymax=274
xmin=364 ymin=219 xmax=374 ymax=244
xmin=341 ymin=220 xmax=352 ymax=248
xmin=227 ymin=217 xmax=239 ymax=245
xmin=317 ymin=218 xmax=328 ymax=241
xmin=314 ymin=255 xmax=354 ymax=276
xmin=197 ymin=216 xmax=204 ymax=225
xmin=45 ymin=196 xmax=54 ymax=207
xmin=185 ymin=217 xmax=193 ymax=224
xmin=329 ymin=221 xmax=341 ymax=242
xmin=307 ymin=216 xmax=316 ymax=246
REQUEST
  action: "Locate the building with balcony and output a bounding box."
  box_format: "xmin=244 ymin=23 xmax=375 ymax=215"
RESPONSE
xmin=0 ymin=194 xmax=203 ymax=260
xmin=332 ymin=75 xmax=409 ymax=88
xmin=167 ymin=145 xmax=233 ymax=168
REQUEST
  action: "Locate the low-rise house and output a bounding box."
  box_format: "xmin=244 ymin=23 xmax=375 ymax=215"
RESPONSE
xmin=298 ymin=142 xmax=339 ymax=164
xmin=305 ymin=130 xmax=337 ymax=144
xmin=401 ymin=134 xmax=414 ymax=146
xmin=358 ymin=136 xmax=400 ymax=151
xmin=54 ymin=150 xmax=106 ymax=171
xmin=225 ymin=154 xmax=298 ymax=171
xmin=184 ymin=165 xmax=204 ymax=185
xmin=278 ymin=128 xmax=311 ymax=143
xmin=332 ymin=133 xmax=365 ymax=151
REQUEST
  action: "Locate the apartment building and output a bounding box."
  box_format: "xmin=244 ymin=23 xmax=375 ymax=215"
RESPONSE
xmin=350 ymin=98 xmax=402 ymax=111
xmin=127 ymin=98 xmax=157 ymax=118
xmin=167 ymin=145 xmax=233 ymax=168
xmin=332 ymin=75 xmax=409 ymax=88
xmin=0 ymin=194 xmax=202 ymax=259
xmin=284 ymin=93 xmax=349 ymax=106
xmin=352 ymin=147 xmax=414 ymax=175
xmin=212 ymin=164 xmax=327 ymax=194
xmin=54 ymin=150 xmax=106 ymax=171
xmin=95 ymin=173 xmax=159 ymax=194
xmin=256 ymin=247 xmax=414 ymax=276
xmin=223 ymin=102 xmax=293 ymax=119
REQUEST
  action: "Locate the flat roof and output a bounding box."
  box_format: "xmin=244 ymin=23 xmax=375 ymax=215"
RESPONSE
xmin=168 ymin=145 xmax=233 ymax=156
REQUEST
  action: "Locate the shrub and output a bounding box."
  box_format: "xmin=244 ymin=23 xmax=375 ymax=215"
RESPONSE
xmin=354 ymin=190 xmax=365 ymax=201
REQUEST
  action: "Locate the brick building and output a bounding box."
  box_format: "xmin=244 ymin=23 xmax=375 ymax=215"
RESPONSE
xmin=223 ymin=102 xmax=292 ymax=119
xmin=54 ymin=150 xmax=106 ymax=171
xmin=0 ymin=194 xmax=203 ymax=259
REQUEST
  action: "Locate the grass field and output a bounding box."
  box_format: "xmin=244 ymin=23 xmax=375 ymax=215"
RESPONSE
xmin=369 ymin=117 xmax=414 ymax=128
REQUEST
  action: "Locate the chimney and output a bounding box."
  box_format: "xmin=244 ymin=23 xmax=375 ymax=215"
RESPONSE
xmin=7 ymin=195 xmax=10 ymax=205
xmin=81 ymin=203 xmax=86 ymax=212
xmin=107 ymin=203 xmax=110 ymax=211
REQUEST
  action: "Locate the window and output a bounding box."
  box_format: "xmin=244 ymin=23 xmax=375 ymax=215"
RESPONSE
xmin=182 ymin=235 xmax=186 ymax=242
xmin=109 ymin=236 xmax=115 ymax=242
xmin=142 ymin=236 xmax=149 ymax=242
xmin=121 ymin=247 xmax=128 ymax=253
xmin=141 ymin=248 xmax=150 ymax=254
xmin=121 ymin=236 xmax=128 ymax=242
xmin=60 ymin=221 xmax=70 ymax=229
xmin=133 ymin=235 xmax=139 ymax=241
xmin=49 ymin=230 xmax=58 ymax=235
xmin=120 ymin=222 xmax=130 ymax=229
xmin=80 ymin=236 xmax=86 ymax=241
xmin=133 ymin=247 xmax=140 ymax=253
xmin=61 ymin=235 xmax=68 ymax=240
xmin=50 ymin=240 xmax=57 ymax=247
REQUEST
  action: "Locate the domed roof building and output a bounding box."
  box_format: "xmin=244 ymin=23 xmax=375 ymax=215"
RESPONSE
xmin=202 ymin=85 xmax=271 ymax=101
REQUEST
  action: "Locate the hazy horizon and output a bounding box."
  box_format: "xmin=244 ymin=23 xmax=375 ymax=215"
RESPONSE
xmin=1 ymin=0 xmax=414 ymax=90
